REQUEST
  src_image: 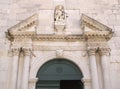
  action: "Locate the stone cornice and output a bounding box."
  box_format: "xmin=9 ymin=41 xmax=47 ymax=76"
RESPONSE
xmin=84 ymin=31 xmax=113 ymax=41
xmin=6 ymin=34 xmax=85 ymax=41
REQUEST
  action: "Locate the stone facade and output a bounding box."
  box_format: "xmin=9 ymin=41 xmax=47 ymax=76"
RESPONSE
xmin=0 ymin=0 xmax=120 ymax=89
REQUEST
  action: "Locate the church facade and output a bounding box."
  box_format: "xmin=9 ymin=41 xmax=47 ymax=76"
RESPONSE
xmin=0 ymin=0 xmax=120 ymax=89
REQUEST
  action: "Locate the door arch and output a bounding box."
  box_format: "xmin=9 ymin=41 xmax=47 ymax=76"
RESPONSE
xmin=36 ymin=58 xmax=84 ymax=89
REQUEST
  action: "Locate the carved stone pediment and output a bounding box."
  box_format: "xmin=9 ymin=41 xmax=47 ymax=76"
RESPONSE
xmin=7 ymin=14 xmax=38 ymax=34
xmin=5 ymin=10 xmax=113 ymax=50
xmin=81 ymin=14 xmax=113 ymax=41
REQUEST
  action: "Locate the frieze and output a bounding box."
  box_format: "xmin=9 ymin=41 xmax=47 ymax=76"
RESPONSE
xmin=32 ymin=45 xmax=87 ymax=51
xmin=33 ymin=34 xmax=85 ymax=41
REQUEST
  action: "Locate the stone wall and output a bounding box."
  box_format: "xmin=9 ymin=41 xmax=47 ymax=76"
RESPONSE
xmin=0 ymin=0 xmax=120 ymax=89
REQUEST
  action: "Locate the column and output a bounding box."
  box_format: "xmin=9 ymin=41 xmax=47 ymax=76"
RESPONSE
xmin=21 ymin=48 xmax=31 ymax=89
xmin=88 ymin=49 xmax=100 ymax=89
xmin=99 ymin=48 xmax=111 ymax=89
xmin=11 ymin=48 xmax=19 ymax=89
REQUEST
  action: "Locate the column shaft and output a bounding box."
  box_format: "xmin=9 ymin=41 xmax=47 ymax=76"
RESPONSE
xmin=100 ymin=48 xmax=111 ymax=89
xmin=88 ymin=49 xmax=100 ymax=89
xmin=21 ymin=49 xmax=31 ymax=89
xmin=11 ymin=49 xmax=19 ymax=89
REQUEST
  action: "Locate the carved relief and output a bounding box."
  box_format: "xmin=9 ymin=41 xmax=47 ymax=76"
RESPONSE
xmin=54 ymin=5 xmax=66 ymax=34
xmin=56 ymin=50 xmax=64 ymax=57
xmin=54 ymin=5 xmax=65 ymax=22
xmin=88 ymin=48 xmax=96 ymax=56
xmin=22 ymin=48 xmax=31 ymax=56
xmin=8 ymin=48 xmax=20 ymax=56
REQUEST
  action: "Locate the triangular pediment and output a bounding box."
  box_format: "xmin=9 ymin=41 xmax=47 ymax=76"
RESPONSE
xmin=80 ymin=14 xmax=113 ymax=40
xmin=81 ymin=14 xmax=112 ymax=32
xmin=8 ymin=14 xmax=38 ymax=35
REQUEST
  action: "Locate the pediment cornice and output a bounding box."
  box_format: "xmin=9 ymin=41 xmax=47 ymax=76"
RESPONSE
xmin=81 ymin=14 xmax=113 ymax=41
xmin=8 ymin=14 xmax=38 ymax=34
xmin=81 ymin=14 xmax=112 ymax=32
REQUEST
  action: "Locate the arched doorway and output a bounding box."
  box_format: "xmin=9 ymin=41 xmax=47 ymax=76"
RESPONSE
xmin=36 ymin=58 xmax=84 ymax=89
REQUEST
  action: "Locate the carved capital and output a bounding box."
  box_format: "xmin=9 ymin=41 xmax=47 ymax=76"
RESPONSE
xmin=99 ymin=48 xmax=111 ymax=56
xmin=88 ymin=48 xmax=96 ymax=56
xmin=23 ymin=48 xmax=31 ymax=56
xmin=8 ymin=48 xmax=20 ymax=56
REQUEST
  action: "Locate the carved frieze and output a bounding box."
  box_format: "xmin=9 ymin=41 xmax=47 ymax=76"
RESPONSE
xmin=32 ymin=45 xmax=87 ymax=51
xmin=33 ymin=34 xmax=85 ymax=41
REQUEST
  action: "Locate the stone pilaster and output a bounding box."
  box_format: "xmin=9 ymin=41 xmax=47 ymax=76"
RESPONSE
xmin=10 ymin=48 xmax=20 ymax=89
xmin=99 ymin=48 xmax=111 ymax=89
xmin=88 ymin=48 xmax=100 ymax=89
xmin=21 ymin=48 xmax=31 ymax=89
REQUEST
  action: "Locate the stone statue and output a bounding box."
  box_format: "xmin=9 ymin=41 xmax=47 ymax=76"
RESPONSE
xmin=54 ymin=5 xmax=66 ymax=34
xmin=54 ymin=5 xmax=65 ymax=22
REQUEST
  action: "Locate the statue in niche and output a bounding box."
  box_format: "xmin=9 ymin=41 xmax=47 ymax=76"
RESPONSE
xmin=54 ymin=5 xmax=65 ymax=23
xmin=54 ymin=5 xmax=66 ymax=34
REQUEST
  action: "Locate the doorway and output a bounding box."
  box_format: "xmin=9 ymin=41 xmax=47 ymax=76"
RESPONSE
xmin=36 ymin=58 xmax=84 ymax=89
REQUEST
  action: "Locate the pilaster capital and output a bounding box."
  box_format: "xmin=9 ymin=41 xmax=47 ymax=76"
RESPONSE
xmin=88 ymin=48 xmax=96 ymax=56
xmin=99 ymin=48 xmax=111 ymax=56
xmin=8 ymin=48 xmax=20 ymax=56
xmin=22 ymin=48 xmax=31 ymax=56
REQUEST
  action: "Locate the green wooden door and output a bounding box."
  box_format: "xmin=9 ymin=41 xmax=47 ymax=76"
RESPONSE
xmin=36 ymin=80 xmax=60 ymax=89
xmin=36 ymin=59 xmax=84 ymax=89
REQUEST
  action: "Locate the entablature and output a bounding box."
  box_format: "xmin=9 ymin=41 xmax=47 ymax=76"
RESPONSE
xmin=5 ymin=7 xmax=113 ymax=50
